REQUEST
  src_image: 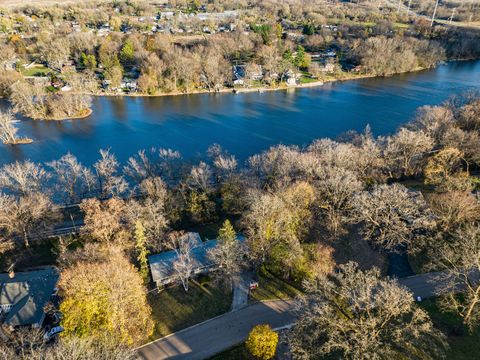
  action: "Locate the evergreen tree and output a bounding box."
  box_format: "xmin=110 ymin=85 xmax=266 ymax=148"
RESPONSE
xmin=218 ymin=219 xmax=236 ymax=244
xmin=294 ymin=45 xmax=311 ymax=69
xmin=135 ymin=220 xmax=150 ymax=283
xmin=120 ymin=40 xmax=135 ymax=66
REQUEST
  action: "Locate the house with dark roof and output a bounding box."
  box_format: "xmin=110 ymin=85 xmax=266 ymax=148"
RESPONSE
xmin=148 ymin=232 xmax=244 ymax=288
xmin=0 ymin=268 xmax=59 ymax=329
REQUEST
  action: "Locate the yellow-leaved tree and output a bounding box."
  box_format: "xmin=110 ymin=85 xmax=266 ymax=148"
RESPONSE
xmin=245 ymin=324 xmax=279 ymax=360
xmin=59 ymin=249 xmax=154 ymax=346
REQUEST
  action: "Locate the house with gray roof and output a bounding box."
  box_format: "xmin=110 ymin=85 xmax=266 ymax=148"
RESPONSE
xmin=0 ymin=268 xmax=59 ymax=328
xmin=149 ymin=232 xmax=244 ymax=288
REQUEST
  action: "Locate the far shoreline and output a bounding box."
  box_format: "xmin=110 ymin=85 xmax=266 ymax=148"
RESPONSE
xmin=89 ymin=58 xmax=478 ymax=100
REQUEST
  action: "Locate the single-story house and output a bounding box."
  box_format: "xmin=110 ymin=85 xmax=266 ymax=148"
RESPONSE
xmin=149 ymin=232 xmax=244 ymax=288
xmin=0 ymin=268 xmax=59 ymax=329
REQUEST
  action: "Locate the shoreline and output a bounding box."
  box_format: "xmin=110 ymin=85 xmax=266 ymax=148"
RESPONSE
xmin=93 ymin=72 xmax=397 ymax=99
xmin=37 ymin=108 xmax=93 ymax=121
xmin=3 ymin=137 xmax=33 ymax=145
xmin=88 ymin=58 xmax=478 ymax=100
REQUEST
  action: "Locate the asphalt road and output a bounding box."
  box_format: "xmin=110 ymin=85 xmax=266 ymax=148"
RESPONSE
xmin=137 ymin=299 xmax=294 ymax=360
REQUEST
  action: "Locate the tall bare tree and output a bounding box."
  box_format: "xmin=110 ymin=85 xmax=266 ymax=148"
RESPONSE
xmin=48 ymin=153 xmax=95 ymax=203
xmin=289 ymin=262 xmax=447 ymax=360
xmin=0 ymin=161 xmax=48 ymax=196
xmin=384 ymin=127 xmax=434 ymax=178
xmin=314 ymin=166 xmax=363 ymax=235
xmin=0 ymin=192 xmax=57 ymax=247
xmin=168 ymin=232 xmax=199 ymax=292
xmin=352 ymin=184 xmax=435 ymax=251
xmin=94 ymin=149 xmax=128 ymax=198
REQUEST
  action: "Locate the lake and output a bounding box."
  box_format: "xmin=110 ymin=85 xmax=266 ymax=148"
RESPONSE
xmin=1 ymin=60 xmax=480 ymax=166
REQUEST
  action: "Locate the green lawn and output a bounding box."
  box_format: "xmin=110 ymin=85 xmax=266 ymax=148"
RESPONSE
xmin=420 ymin=298 xmax=480 ymax=359
xmin=22 ymin=65 xmax=52 ymax=77
xmin=148 ymin=277 xmax=232 ymax=339
xmin=249 ymin=267 xmax=301 ymax=303
xmin=299 ymin=76 xmax=319 ymax=84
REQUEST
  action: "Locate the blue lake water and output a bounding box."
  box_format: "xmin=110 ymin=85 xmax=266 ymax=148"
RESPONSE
xmin=1 ymin=60 xmax=479 ymax=166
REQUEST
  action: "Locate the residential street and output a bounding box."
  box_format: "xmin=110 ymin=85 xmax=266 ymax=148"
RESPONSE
xmin=136 ymin=270 xmax=466 ymax=360
xmin=136 ymin=300 xmax=294 ymax=360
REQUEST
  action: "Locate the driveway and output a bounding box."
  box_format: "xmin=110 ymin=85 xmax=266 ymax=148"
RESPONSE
xmin=137 ymin=299 xmax=294 ymax=360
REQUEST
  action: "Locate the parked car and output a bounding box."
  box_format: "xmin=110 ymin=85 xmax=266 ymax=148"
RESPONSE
xmin=44 ymin=326 xmax=64 ymax=342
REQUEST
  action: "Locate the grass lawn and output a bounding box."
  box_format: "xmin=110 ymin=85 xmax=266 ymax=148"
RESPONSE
xmin=420 ymin=298 xmax=480 ymax=359
xmin=249 ymin=267 xmax=301 ymax=303
xmin=148 ymin=277 xmax=232 ymax=339
xmin=22 ymin=65 xmax=52 ymax=77
xmin=299 ymin=76 xmax=319 ymax=84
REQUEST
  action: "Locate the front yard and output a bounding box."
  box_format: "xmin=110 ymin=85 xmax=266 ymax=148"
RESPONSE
xmin=148 ymin=276 xmax=232 ymax=339
xmin=249 ymin=267 xmax=301 ymax=303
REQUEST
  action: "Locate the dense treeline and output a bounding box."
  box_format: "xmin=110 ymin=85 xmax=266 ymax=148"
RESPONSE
xmin=0 ymin=93 xmax=479 ymax=257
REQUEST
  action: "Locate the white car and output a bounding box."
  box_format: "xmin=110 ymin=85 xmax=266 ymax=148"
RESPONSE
xmin=44 ymin=326 xmax=64 ymax=341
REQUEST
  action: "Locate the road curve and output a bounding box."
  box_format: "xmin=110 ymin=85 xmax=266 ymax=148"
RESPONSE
xmin=137 ymin=299 xmax=294 ymax=360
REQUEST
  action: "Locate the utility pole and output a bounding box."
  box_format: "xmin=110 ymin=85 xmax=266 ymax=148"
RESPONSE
xmin=431 ymin=0 xmax=440 ymax=27
xmin=449 ymin=8 xmax=456 ymax=24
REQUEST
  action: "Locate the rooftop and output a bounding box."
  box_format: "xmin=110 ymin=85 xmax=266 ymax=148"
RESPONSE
xmin=149 ymin=233 xmax=244 ymax=284
xmin=0 ymin=268 xmax=59 ymax=327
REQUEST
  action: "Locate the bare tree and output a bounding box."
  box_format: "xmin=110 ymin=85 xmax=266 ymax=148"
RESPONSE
xmin=314 ymin=166 xmax=363 ymax=235
xmin=48 ymin=153 xmax=95 ymax=203
xmin=289 ymin=262 xmax=447 ymax=360
xmin=0 ymin=111 xmax=27 ymax=145
xmin=384 ymin=127 xmax=434 ymax=178
xmin=168 ymin=232 xmax=199 ymax=292
xmin=0 ymin=161 xmax=48 ymax=196
xmin=426 ymin=191 xmax=480 ymax=232
xmin=0 ymin=192 xmax=57 ymax=247
xmin=433 ymin=225 xmax=480 ymax=332
xmin=80 ymin=198 xmax=127 ymax=244
xmin=352 ymin=184 xmax=435 ymax=251
xmin=94 ymin=149 xmax=128 ymax=198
